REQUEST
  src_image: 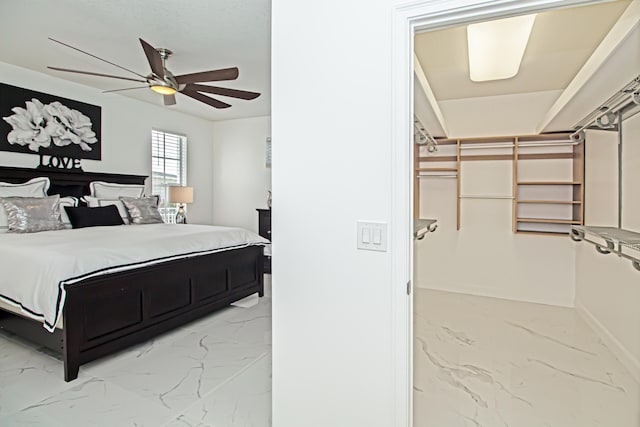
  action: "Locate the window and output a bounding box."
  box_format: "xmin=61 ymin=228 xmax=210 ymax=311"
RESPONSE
xmin=152 ymin=130 xmax=187 ymax=223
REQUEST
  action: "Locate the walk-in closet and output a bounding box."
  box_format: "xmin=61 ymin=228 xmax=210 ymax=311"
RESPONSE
xmin=412 ymin=1 xmax=640 ymax=425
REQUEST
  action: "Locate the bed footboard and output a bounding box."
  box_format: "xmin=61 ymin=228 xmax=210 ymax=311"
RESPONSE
xmin=0 ymin=245 xmax=264 ymax=381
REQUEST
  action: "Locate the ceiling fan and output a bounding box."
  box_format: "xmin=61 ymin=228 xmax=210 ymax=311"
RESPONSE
xmin=47 ymin=37 xmax=260 ymax=109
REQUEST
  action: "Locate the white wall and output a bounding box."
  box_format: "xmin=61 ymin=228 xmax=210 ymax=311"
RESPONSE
xmin=414 ymin=145 xmax=576 ymax=307
xmin=211 ymin=116 xmax=271 ymax=232
xmin=0 ymin=61 xmax=215 ymax=224
xmin=575 ymin=126 xmax=640 ymax=382
xmin=272 ymin=1 xmax=398 ymax=426
xmin=271 ymin=1 xmax=628 ymax=425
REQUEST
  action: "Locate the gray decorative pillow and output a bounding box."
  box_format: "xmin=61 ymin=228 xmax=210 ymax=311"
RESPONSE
xmin=0 ymin=195 xmax=65 ymax=233
xmin=0 ymin=177 xmax=50 ymax=233
xmin=119 ymin=196 xmax=164 ymax=225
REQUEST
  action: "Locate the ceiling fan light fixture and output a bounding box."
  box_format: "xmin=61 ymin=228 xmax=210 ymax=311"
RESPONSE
xmin=467 ymin=14 xmax=536 ymax=82
xmin=150 ymin=83 xmax=177 ymax=95
xmin=48 ymin=38 xmax=260 ymax=110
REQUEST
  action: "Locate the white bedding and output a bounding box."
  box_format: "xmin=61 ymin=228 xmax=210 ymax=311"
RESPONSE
xmin=0 ymin=224 xmax=270 ymax=332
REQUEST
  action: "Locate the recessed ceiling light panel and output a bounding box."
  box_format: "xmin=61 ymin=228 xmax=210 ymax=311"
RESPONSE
xmin=467 ymin=14 xmax=537 ymax=82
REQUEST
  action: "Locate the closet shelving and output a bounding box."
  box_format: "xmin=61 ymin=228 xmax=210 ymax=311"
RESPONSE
xmin=414 ymin=137 xmax=461 ymax=229
xmin=414 ymin=132 xmax=585 ymax=235
xmin=568 ymin=74 xmax=640 ymax=272
xmin=571 ymin=226 xmax=640 ymax=271
xmin=514 ymin=133 xmax=585 ymax=236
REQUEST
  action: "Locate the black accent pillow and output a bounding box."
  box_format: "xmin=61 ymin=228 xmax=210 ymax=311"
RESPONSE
xmin=48 ymin=183 xmax=86 ymax=199
xmin=64 ymin=205 xmax=125 ymax=229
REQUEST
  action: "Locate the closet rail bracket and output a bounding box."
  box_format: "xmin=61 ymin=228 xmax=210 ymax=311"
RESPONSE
xmin=414 ymin=219 xmax=438 ymax=240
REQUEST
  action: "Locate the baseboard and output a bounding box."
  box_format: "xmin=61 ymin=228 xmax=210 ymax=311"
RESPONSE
xmin=576 ymin=302 xmax=640 ymax=384
xmin=415 ymin=281 xmax=574 ymax=308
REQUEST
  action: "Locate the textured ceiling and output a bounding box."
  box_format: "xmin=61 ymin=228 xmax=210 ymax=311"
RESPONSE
xmin=0 ymin=0 xmax=270 ymax=122
xmin=414 ymin=1 xmax=630 ymax=101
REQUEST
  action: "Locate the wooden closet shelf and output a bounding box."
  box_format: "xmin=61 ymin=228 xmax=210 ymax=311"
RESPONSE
xmin=463 ymin=154 xmax=513 ymax=161
xmin=516 ymin=230 xmax=569 ymax=237
xmin=416 ymin=167 xmax=457 ymax=172
xmin=517 ymin=181 xmax=582 ymax=185
xmin=420 ymin=154 xmax=575 ymax=162
xmin=518 ymin=153 xmax=574 ymax=160
xmin=517 ymin=200 xmax=582 ymax=205
xmin=419 ymin=154 xmax=514 ymax=162
xmin=517 ymin=218 xmax=581 ymax=224
xmin=418 ymin=156 xmax=457 ymax=162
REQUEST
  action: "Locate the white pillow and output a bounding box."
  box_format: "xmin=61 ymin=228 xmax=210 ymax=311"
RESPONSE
xmin=90 ymin=181 xmax=145 ymax=199
xmin=83 ymin=196 xmax=131 ymax=224
xmin=0 ymin=177 xmax=50 ymax=233
xmin=59 ymin=197 xmax=78 ymax=229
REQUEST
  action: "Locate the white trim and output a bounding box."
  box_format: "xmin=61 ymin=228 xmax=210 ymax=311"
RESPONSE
xmin=576 ymin=302 xmax=640 ymax=384
xmin=390 ymin=1 xmax=612 ymax=426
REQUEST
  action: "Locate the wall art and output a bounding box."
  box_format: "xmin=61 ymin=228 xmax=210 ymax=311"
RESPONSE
xmin=0 ymin=82 xmax=101 ymax=160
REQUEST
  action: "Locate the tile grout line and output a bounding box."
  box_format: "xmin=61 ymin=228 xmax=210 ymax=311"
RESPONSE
xmin=160 ymin=351 xmax=271 ymax=427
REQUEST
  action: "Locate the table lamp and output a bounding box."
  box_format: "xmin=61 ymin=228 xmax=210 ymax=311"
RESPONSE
xmin=168 ymin=186 xmax=194 ymax=224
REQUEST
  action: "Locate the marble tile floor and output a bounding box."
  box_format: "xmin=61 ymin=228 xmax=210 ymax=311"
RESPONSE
xmin=414 ymin=288 xmax=640 ymax=427
xmin=0 ymin=276 xmax=272 ymax=427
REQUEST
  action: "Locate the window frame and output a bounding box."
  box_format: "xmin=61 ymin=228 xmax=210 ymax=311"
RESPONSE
xmin=151 ymin=129 xmax=188 ymax=223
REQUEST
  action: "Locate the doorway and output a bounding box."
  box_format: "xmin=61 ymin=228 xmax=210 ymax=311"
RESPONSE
xmin=391 ymin=0 xmax=640 ymax=425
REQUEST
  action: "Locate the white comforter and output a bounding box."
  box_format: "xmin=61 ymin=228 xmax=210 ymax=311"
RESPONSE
xmin=0 ymin=224 xmax=270 ymax=331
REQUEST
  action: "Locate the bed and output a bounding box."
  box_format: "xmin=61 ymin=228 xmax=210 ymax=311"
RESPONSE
xmin=0 ymin=166 xmax=266 ymax=381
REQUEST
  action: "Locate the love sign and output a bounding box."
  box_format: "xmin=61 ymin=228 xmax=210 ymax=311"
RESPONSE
xmin=37 ymin=154 xmax=83 ymax=171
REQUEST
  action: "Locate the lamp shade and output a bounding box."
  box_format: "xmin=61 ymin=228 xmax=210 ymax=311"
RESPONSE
xmin=168 ymin=186 xmax=194 ymax=204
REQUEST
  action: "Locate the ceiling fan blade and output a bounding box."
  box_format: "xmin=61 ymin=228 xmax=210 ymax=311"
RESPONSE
xmin=48 ymin=67 xmax=147 ymax=83
xmin=164 ymin=94 xmax=176 ymax=106
xmin=181 ymin=90 xmax=231 ymax=109
xmin=102 ymin=86 xmax=148 ymax=93
xmin=175 ymin=68 xmax=239 ymax=84
xmin=184 ymin=84 xmax=260 ymax=100
xmin=139 ymin=38 xmax=164 ymax=79
xmin=48 ymin=37 xmax=147 ymax=79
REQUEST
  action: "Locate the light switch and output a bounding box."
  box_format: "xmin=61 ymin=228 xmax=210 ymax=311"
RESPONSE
xmin=357 ymin=221 xmax=388 ymax=252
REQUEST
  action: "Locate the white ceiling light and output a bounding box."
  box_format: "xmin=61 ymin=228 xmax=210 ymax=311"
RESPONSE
xmin=467 ymin=14 xmax=537 ymax=82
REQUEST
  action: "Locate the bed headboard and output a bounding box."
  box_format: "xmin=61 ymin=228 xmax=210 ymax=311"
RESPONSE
xmin=0 ymin=166 xmax=147 ymax=199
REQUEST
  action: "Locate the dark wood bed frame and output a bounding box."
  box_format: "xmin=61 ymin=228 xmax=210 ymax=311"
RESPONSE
xmin=0 ymin=166 xmax=264 ymax=381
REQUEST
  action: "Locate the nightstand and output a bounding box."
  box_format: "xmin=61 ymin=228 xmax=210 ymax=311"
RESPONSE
xmin=256 ymin=208 xmax=271 ymax=273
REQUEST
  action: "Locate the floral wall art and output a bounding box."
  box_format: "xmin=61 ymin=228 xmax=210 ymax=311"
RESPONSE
xmin=0 ymin=83 xmax=101 ymax=160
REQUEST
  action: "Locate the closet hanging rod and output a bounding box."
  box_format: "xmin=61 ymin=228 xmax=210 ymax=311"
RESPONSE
xmin=519 ymin=140 xmax=581 ymax=146
xmin=459 ymin=140 xmax=581 ymax=150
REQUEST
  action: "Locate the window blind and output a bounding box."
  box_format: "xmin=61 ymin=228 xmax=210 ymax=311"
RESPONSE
xmin=151 ymin=130 xmax=187 ymax=222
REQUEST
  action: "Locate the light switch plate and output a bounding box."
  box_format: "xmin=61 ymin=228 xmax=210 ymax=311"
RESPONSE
xmin=357 ymin=221 xmax=388 ymax=252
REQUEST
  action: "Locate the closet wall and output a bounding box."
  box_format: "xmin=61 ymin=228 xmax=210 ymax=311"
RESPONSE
xmin=414 ymin=141 xmax=576 ymax=306
xmin=576 ymin=124 xmax=640 ymax=382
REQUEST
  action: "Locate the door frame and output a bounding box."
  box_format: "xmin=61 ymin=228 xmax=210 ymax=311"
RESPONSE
xmin=389 ymin=1 xmax=612 ymax=425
